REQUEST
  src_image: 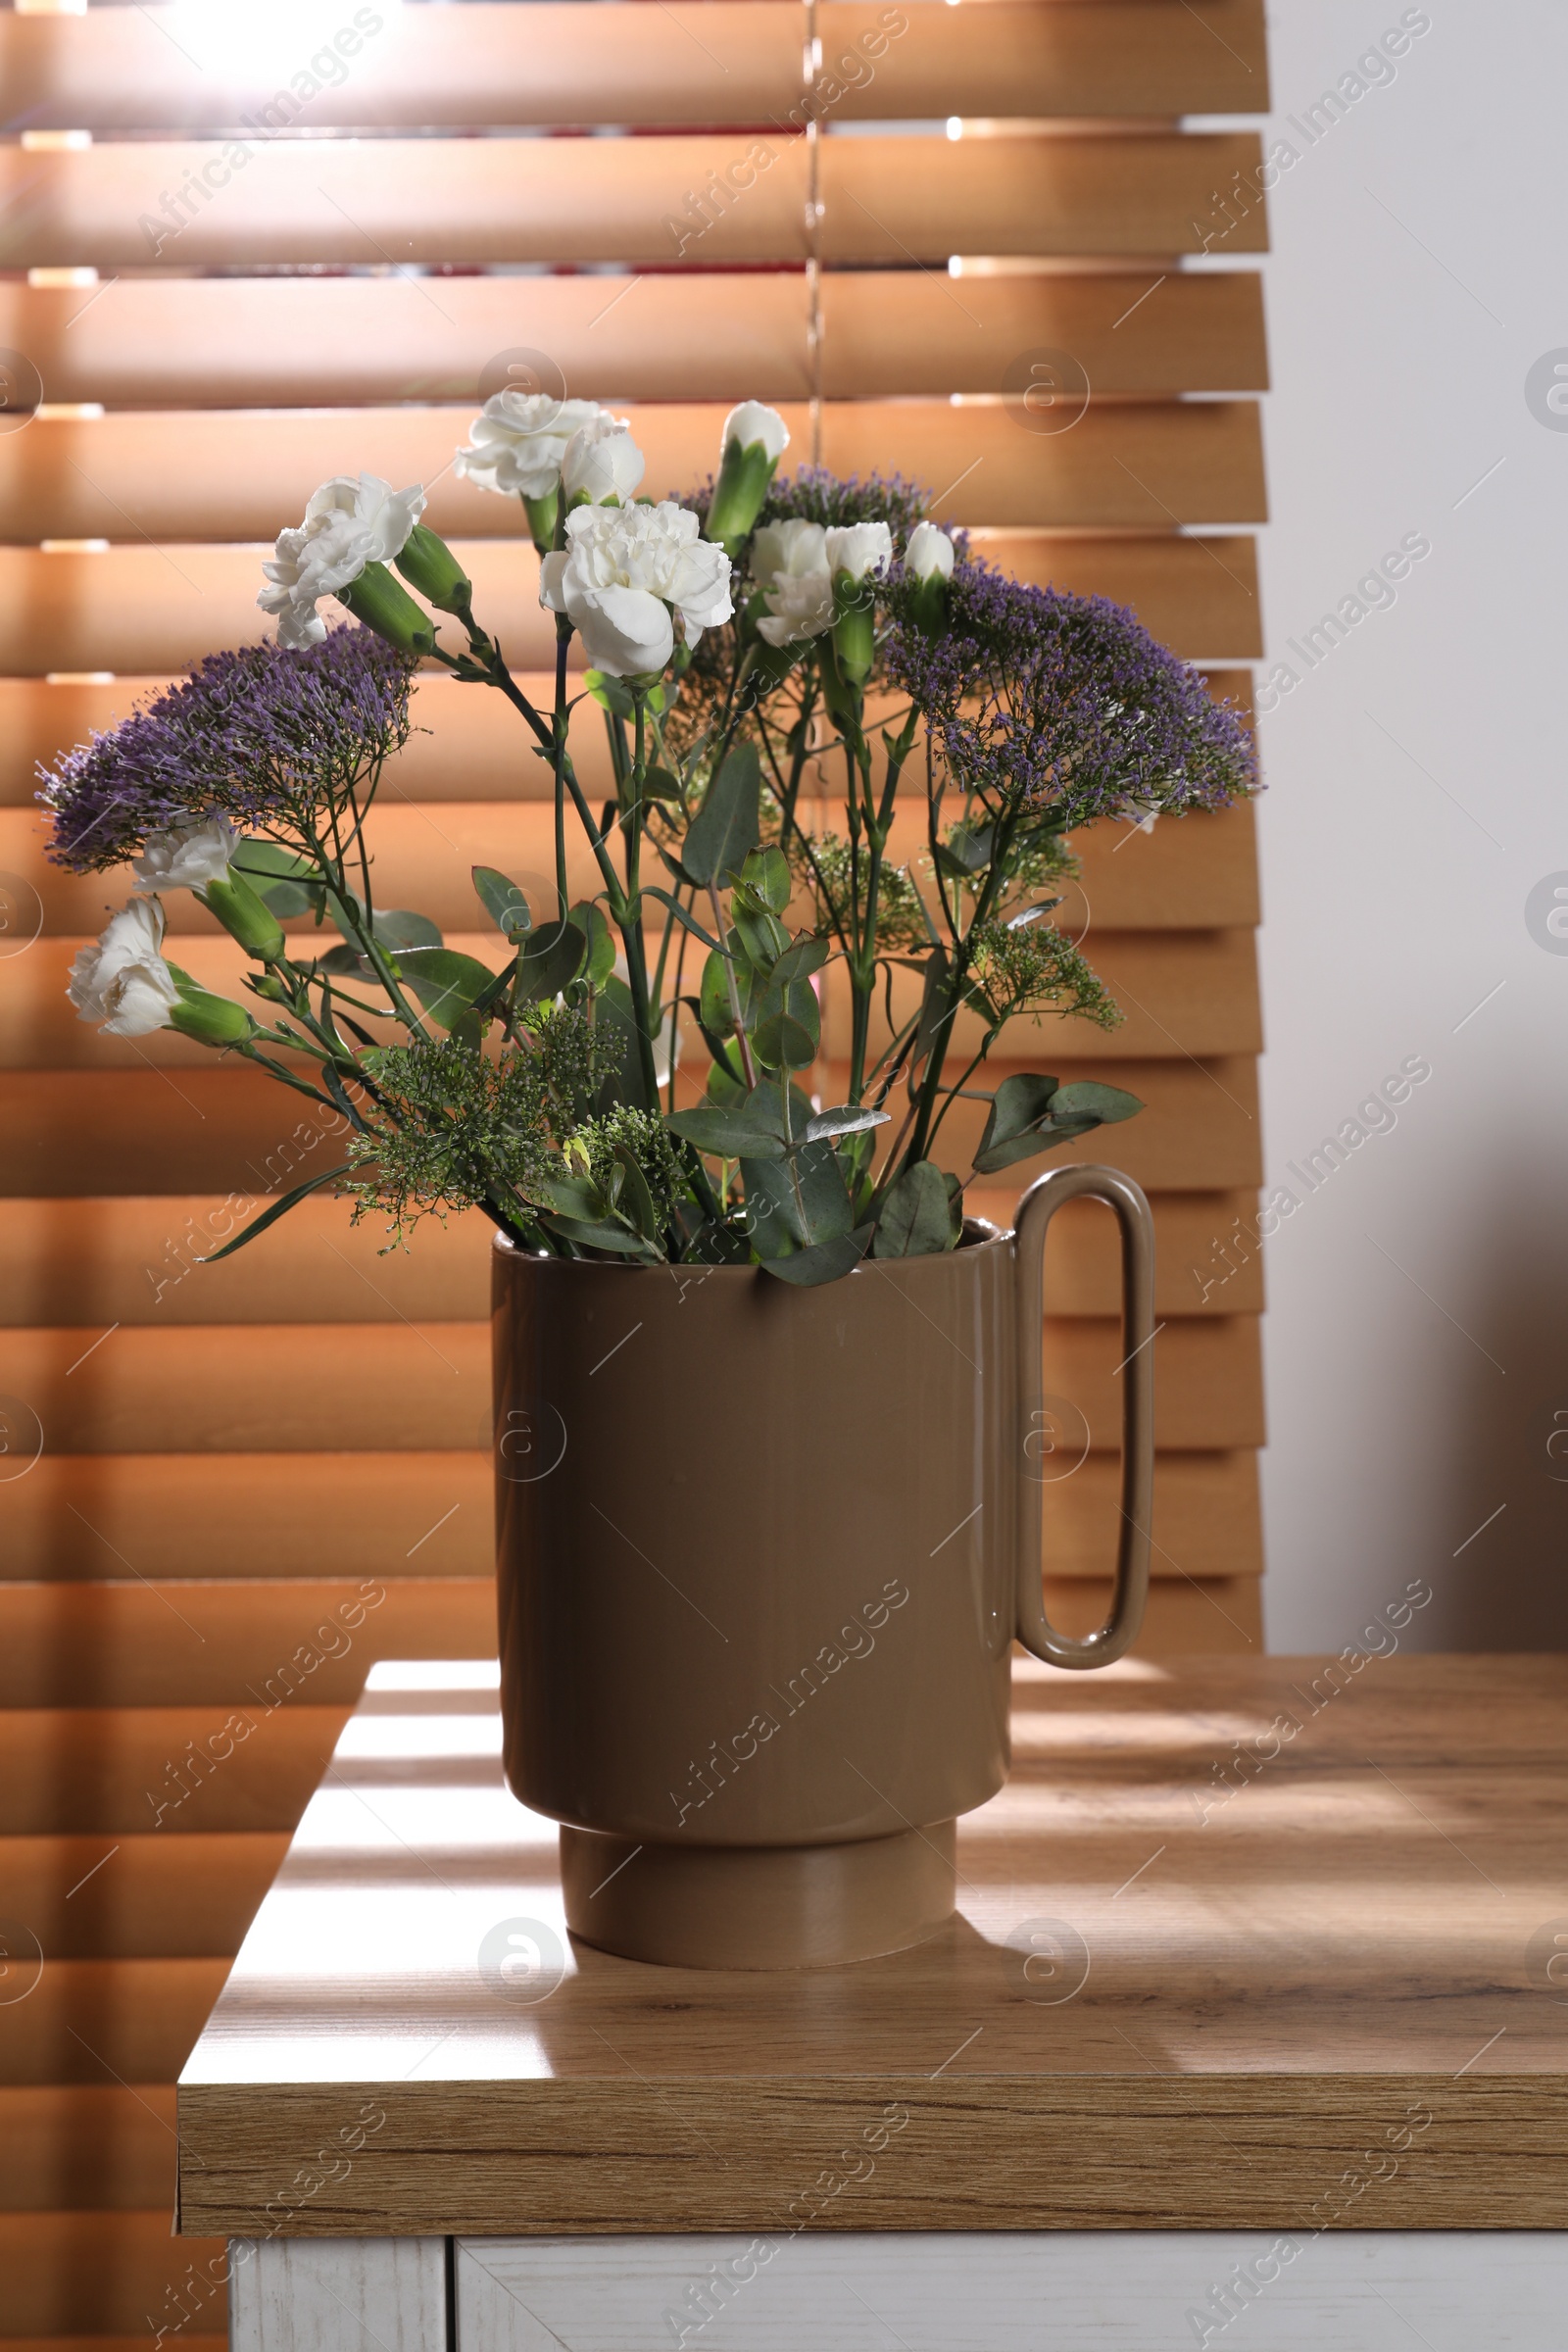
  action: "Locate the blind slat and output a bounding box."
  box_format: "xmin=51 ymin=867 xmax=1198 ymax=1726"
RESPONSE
xmin=0 ymin=1714 xmax=347 ymax=1833
xmin=0 ymin=399 xmax=1265 ymax=542
xmin=0 ymin=533 xmax=1260 ymax=676
xmin=7 ymin=798 xmax=1260 ymax=939
xmin=0 ymin=1315 xmax=1261 ymax=1456
xmin=3 ymin=930 xmax=1261 ymax=1072
xmin=0 ymin=272 xmax=1266 ymax=407
xmin=0 ymin=1834 xmax=285 ymax=1960
xmin=0 ymin=133 xmax=1266 ymax=270
xmin=1 ymin=1451 xmax=485 ymax=1582
xmin=0 ymin=1576 xmax=492 ymax=1706
xmin=2 ymin=2 xmax=1268 ymax=131
xmin=0 ymin=2210 xmax=224 ymax=2336
xmin=0 ymin=1191 xmax=1249 ymax=1331
xmin=0 ymin=669 xmax=1256 ymax=807
xmin=0 ymin=1056 xmax=1262 ymax=1195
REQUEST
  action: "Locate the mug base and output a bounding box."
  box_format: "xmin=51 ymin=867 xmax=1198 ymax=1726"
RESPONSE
xmin=561 ymin=1822 xmax=956 ymax=1970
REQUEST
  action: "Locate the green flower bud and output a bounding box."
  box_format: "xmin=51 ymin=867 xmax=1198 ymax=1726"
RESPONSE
xmin=830 ymin=572 xmax=876 ymax=686
xmin=201 ymin=873 xmax=285 ymax=961
xmin=168 ymin=986 xmax=257 ymax=1048
xmin=706 ymin=402 xmax=789 ymax=555
xmin=906 ymin=573 xmax=950 ymax=638
xmin=338 ymin=562 xmax=438 ymax=657
xmin=394 ymin=524 xmax=472 ymax=616
xmin=522 ymin=485 xmax=560 ymax=555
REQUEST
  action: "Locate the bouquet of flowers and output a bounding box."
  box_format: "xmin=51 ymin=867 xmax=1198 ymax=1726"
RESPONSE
xmin=41 ymin=398 xmax=1254 ymax=1286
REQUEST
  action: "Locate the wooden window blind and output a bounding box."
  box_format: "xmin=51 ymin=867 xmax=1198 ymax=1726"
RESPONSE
xmin=0 ymin=0 xmax=1269 ymax=2335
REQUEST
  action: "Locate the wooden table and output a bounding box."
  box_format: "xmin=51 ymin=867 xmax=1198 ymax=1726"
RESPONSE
xmin=178 ymin=1654 xmax=1568 ymax=2350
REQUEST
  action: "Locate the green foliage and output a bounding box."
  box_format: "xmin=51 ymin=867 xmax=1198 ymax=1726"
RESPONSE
xmin=872 ymin=1159 xmax=958 ymax=1258
xmin=963 ymin=919 xmax=1122 ymax=1033
xmin=569 ymin=1104 xmax=686 ymax=1235
xmin=77 ymin=447 xmax=1266 ymax=1281
xmin=787 ymin=829 xmax=934 ymax=954
xmin=343 ymin=1004 xmax=609 ymax=1247
xmin=973 ymin=1074 xmax=1144 ymax=1176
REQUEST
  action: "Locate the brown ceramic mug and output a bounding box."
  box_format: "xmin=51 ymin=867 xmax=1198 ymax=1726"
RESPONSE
xmin=492 ymin=1161 xmax=1153 ymax=1969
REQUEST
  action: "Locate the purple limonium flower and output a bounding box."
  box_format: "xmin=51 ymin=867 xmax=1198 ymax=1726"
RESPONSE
xmin=39 ymin=625 xmax=416 ymax=874
xmin=886 ymin=556 xmax=1256 ymax=828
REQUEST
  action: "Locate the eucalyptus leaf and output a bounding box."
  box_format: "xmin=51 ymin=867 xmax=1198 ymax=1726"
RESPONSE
xmin=1048 ymin=1079 xmax=1143 ymax=1125
xmin=743 ymin=1134 xmax=852 ymax=1252
xmin=472 ymin=866 xmax=532 ymax=939
xmin=739 ymin=845 xmax=792 ymax=914
xmin=666 ymin=1106 xmax=786 ymax=1161
xmin=514 ymin=916 xmax=587 ymax=1004
xmin=981 ymin=1072 xmax=1060 ymax=1152
xmin=772 ymin=935 xmax=830 ymax=984
xmin=232 ymin=842 xmax=315 ymax=880
xmin=232 ymin=843 xmax=323 ymax=921
xmin=678 ymin=742 xmax=760 ymax=887
xmin=386 ymin=945 xmax=497 ymax=1029
xmin=731 ymin=901 xmax=790 ymax=975
xmin=972 ymin=1120 xmax=1100 ymax=1175
xmin=541 ymin=1213 xmax=661 ymax=1259
xmin=568 ymin=900 xmax=616 ymax=989
xmin=758 ymin=1226 xmax=873 ymax=1286
xmin=374 ymin=908 xmax=444 ymax=951
xmin=804 ymin=1104 xmax=891 ymax=1145
xmin=752 ymin=1000 xmax=817 ymax=1073
xmin=310 ymin=944 xmax=368 ymax=978
xmin=254 ymin=877 xmax=323 ymax=919
xmin=699 ymin=949 xmax=735 ymax=1040
xmin=525 ymin=1171 xmax=610 ymax=1221
xmin=873 ymin=1159 xmax=957 ymax=1258
xmin=746 ymin=1076 xmax=813 ymax=1134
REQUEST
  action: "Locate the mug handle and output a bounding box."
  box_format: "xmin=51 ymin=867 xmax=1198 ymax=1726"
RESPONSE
xmin=1013 ymin=1164 xmax=1155 ymax=1669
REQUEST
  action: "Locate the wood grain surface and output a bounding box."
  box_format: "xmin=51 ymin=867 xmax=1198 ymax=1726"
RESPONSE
xmin=1 ymin=1 xmax=1269 ymax=128
xmin=0 ymin=270 xmax=1268 ymax=411
xmin=177 ymin=1655 xmax=1568 ymax=2236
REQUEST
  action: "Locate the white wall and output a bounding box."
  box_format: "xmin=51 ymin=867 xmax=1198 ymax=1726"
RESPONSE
xmin=1245 ymin=1 xmax=1568 ymax=1647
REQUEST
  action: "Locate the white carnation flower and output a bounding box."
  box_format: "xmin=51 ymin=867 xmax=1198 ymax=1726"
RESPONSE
xmin=539 ymin=502 xmax=733 ymax=678
xmin=752 ymin=517 xmax=834 ymax=648
xmin=68 ymin=896 xmax=182 ymax=1038
xmin=455 ymin=393 xmax=609 ymax=500
xmin=750 ymin=517 xmax=825 ymax=590
xmin=561 ymin=415 xmax=645 ymax=505
xmin=132 ymin=815 xmax=239 ymax=894
xmin=258 ymin=472 xmax=426 ymax=651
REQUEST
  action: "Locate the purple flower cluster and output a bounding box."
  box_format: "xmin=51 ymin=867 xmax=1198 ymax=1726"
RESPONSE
xmin=40 ymin=626 xmax=416 ymax=873
xmin=886 ymin=557 xmax=1256 ymax=828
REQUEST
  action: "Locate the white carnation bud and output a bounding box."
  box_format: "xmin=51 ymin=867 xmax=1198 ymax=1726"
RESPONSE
xmin=906 ymin=521 xmax=956 ymax=582
xmin=721 ymin=401 xmax=790 ymax=463
xmin=824 ymin=519 xmax=894 ymax=582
